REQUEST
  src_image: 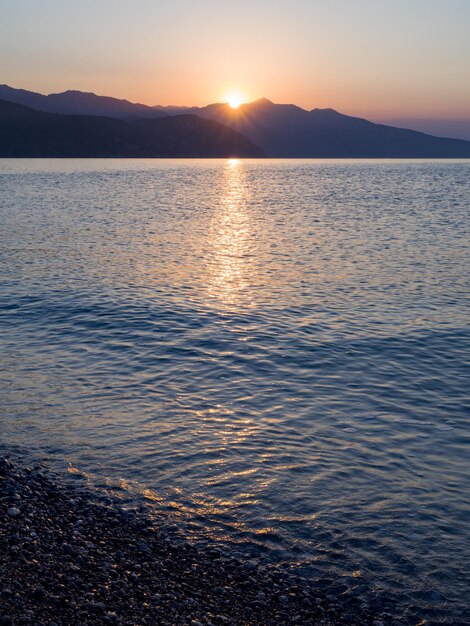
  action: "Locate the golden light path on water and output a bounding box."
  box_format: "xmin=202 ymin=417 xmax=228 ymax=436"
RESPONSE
xmin=139 ymin=159 xmax=274 ymax=538
xmin=206 ymin=158 xmax=253 ymax=308
xmin=176 ymin=159 xmax=317 ymax=544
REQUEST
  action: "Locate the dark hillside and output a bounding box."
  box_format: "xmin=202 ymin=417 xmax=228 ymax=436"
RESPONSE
xmin=0 ymin=100 xmax=264 ymax=158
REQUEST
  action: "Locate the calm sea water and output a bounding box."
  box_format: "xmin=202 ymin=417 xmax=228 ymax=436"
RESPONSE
xmin=1 ymin=159 xmax=469 ymax=622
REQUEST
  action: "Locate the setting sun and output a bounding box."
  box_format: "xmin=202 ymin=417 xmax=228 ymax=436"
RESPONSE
xmin=227 ymin=93 xmax=244 ymax=109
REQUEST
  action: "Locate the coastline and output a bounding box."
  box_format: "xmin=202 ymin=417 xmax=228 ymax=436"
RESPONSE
xmin=0 ymin=455 xmax=395 ymax=626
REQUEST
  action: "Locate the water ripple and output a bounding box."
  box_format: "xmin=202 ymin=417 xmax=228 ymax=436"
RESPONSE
xmin=1 ymin=158 xmax=469 ymax=622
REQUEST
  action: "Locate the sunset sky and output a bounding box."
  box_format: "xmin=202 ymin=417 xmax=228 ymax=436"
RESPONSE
xmin=1 ymin=0 xmax=469 ymax=119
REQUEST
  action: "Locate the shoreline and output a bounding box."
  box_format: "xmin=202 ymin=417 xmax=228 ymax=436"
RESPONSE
xmin=0 ymin=454 xmax=399 ymax=626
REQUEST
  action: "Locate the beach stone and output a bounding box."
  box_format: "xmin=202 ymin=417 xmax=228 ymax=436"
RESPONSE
xmin=7 ymin=507 xmax=21 ymax=517
xmin=0 ymin=458 xmax=14 ymax=472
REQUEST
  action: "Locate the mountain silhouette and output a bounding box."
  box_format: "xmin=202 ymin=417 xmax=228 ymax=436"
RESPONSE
xmin=0 ymin=84 xmax=166 ymax=119
xmin=1 ymin=85 xmax=470 ymax=157
xmin=155 ymin=99 xmax=470 ymax=157
xmin=0 ymin=99 xmax=264 ymax=157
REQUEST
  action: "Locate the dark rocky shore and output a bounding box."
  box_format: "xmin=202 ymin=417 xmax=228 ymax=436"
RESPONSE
xmin=0 ymin=456 xmax=408 ymax=626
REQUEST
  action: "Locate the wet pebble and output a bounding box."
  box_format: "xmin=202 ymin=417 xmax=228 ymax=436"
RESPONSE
xmin=7 ymin=507 xmax=21 ymax=517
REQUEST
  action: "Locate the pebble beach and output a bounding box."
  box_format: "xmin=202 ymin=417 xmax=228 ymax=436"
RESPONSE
xmin=0 ymin=455 xmax=402 ymax=626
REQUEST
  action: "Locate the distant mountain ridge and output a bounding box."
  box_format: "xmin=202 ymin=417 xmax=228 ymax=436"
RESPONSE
xmin=0 ymin=84 xmax=167 ymax=119
xmin=154 ymin=99 xmax=470 ymax=158
xmin=1 ymin=84 xmax=470 ymax=157
xmin=0 ymin=99 xmax=264 ymax=157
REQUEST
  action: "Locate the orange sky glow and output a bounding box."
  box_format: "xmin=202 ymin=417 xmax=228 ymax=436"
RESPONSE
xmin=1 ymin=0 xmax=469 ymax=120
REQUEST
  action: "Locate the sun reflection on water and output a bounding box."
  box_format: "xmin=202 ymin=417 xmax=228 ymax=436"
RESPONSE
xmin=206 ymin=159 xmax=253 ymax=307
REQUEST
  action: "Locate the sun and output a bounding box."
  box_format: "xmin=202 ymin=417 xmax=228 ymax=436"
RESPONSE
xmin=227 ymin=93 xmax=244 ymax=109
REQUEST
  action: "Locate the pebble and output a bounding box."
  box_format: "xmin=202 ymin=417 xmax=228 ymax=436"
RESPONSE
xmin=7 ymin=507 xmax=21 ymax=517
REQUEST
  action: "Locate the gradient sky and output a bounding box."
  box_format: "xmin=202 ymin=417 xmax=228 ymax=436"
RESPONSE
xmin=1 ymin=0 xmax=469 ymax=119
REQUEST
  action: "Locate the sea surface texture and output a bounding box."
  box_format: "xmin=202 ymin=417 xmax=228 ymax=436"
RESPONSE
xmin=1 ymin=159 xmax=469 ymax=623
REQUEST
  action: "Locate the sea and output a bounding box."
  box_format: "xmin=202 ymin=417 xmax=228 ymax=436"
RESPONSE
xmin=1 ymin=159 xmax=469 ymax=623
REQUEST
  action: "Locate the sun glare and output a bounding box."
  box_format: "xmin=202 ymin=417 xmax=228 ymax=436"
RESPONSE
xmin=227 ymin=93 xmax=244 ymax=109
